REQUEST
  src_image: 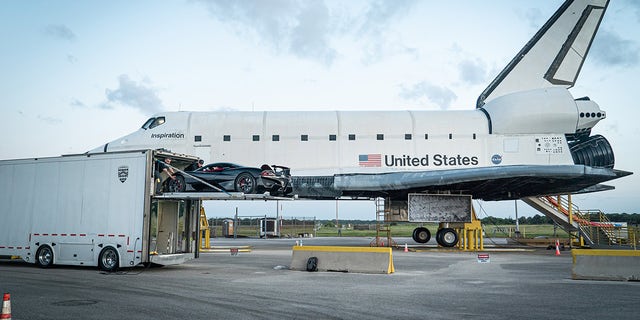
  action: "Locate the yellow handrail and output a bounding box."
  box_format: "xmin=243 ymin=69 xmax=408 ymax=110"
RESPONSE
xmin=539 ymin=195 xmax=635 ymax=248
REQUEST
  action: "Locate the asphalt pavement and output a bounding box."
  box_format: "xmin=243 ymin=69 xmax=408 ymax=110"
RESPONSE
xmin=1 ymin=237 xmax=638 ymax=320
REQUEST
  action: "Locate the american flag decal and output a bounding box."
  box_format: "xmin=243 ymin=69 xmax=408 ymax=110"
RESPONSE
xmin=359 ymin=154 xmax=382 ymax=167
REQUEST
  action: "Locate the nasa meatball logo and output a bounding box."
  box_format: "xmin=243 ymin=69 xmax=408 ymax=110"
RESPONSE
xmin=491 ymin=154 xmax=502 ymax=165
xmin=118 ymin=166 xmax=129 ymax=183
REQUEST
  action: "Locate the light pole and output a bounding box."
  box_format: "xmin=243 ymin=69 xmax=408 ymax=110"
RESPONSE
xmin=335 ymin=200 xmax=341 ymax=236
xmin=514 ymin=200 xmax=521 ymax=238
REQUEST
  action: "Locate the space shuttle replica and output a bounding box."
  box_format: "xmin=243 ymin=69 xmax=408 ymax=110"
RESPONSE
xmin=90 ymin=0 xmax=630 ymax=244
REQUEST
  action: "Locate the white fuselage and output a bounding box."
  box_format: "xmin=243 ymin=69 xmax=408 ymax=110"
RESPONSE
xmin=93 ymin=88 xmax=604 ymax=177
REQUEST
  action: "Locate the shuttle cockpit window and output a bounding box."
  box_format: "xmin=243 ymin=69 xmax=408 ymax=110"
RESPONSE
xmin=141 ymin=117 xmax=166 ymax=130
xmin=141 ymin=118 xmax=155 ymax=130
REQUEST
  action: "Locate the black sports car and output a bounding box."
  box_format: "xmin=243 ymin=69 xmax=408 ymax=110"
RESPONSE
xmin=169 ymin=162 xmax=293 ymax=195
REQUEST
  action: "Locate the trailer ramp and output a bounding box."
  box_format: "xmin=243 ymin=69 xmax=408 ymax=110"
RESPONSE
xmin=155 ymin=192 xmax=296 ymax=201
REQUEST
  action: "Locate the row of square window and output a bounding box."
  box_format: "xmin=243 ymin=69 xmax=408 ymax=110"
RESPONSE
xmin=195 ymin=133 xmax=477 ymax=142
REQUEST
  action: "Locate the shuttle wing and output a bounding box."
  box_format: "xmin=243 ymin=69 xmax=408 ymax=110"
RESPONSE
xmin=293 ymin=165 xmax=631 ymax=201
xmin=476 ymin=0 xmax=609 ymax=107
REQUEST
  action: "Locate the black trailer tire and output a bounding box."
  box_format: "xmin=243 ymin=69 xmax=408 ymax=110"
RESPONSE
xmin=234 ymin=173 xmax=256 ymax=194
xmin=99 ymin=247 xmax=119 ymax=272
xmin=35 ymin=245 xmax=54 ymax=268
xmin=437 ymin=228 xmax=459 ymax=247
xmin=412 ymin=227 xmax=431 ymax=244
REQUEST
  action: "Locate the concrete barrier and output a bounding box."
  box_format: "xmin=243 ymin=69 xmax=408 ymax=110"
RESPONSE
xmin=572 ymin=249 xmax=640 ymax=281
xmin=290 ymin=246 xmax=395 ymax=274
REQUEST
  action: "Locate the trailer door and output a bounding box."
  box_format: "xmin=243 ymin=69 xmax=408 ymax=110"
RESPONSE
xmin=148 ymin=199 xmax=199 ymax=265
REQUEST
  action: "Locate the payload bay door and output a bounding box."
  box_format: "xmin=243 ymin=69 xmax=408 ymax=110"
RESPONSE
xmin=157 ymin=201 xmax=178 ymax=254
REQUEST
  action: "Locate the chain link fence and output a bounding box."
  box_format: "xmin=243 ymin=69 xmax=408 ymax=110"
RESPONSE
xmin=208 ymin=216 xmax=317 ymax=238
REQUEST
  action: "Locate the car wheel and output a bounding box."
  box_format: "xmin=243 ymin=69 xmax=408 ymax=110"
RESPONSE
xmin=99 ymin=247 xmax=119 ymax=272
xmin=168 ymin=175 xmax=185 ymax=192
xmin=234 ymin=173 xmax=256 ymax=194
xmin=35 ymin=245 xmax=54 ymax=268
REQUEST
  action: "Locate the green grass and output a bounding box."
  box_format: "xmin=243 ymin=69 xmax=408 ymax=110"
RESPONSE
xmin=209 ymin=223 xmax=571 ymax=239
xmin=484 ymin=224 xmax=569 ymax=238
xmin=315 ymin=223 xmax=435 ymax=237
xmin=317 ymin=223 xmax=570 ymax=238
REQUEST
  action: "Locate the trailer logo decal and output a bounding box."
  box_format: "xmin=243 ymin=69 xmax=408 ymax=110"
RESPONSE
xmin=118 ymin=166 xmax=129 ymax=183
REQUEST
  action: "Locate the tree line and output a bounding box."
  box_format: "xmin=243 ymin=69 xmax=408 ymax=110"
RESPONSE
xmin=481 ymin=213 xmax=640 ymax=225
xmin=208 ymin=214 xmax=640 ymax=226
xmin=325 ymin=214 xmax=640 ymax=226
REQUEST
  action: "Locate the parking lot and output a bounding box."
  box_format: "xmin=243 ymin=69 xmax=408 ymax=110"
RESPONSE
xmin=1 ymin=237 xmax=639 ymax=319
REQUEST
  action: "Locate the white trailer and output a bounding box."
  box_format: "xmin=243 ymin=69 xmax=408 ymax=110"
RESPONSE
xmin=0 ymin=149 xmax=202 ymax=271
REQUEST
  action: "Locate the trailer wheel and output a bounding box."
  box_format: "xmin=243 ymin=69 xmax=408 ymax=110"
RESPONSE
xmin=412 ymin=227 xmax=431 ymax=244
xmin=35 ymin=245 xmax=54 ymax=268
xmin=436 ymin=228 xmax=458 ymax=247
xmin=99 ymin=247 xmax=119 ymax=272
xmin=234 ymin=173 xmax=256 ymax=194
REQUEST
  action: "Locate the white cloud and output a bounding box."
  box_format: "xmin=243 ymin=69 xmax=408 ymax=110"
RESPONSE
xmin=357 ymin=0 xmax=415 ymax=63
xmin=66 ymin=54 xmax=77 ymax=64
xmin=198 ymin=0 xmax=330 ymax=61
xmin=37 ymin=115 xmax=63 ymax=125
xmin=399 ymin=81 xmax=457 ymax=110
xmin=215 ymin=106 xmax=240 ymax=112
xmin=526 ymin=8 xmax=544 ymax=28
xmin=70 ymin=98 xmax=87 ymax=108
xmin=196 ymin=0 xmax=416 ymax=66
xmin=358 ymin=0 xmax=414 ymax=35
xmin=590 ymin=29 xmax=639 ymax=67
xmin=458 ymin=58 xmax=487 ymax=85
xmin=103 ymin=75 xmax=164 ymax=113
xmin=625 ymin=0 xmax=640 ymax=22
xmin=43 ymin=24 xmax=76 ymax=41
xmin=289 ymin=1 xmax=336 ymax=65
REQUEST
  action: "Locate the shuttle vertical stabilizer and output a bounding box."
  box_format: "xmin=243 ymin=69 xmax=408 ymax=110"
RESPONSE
xmin=477 ymin=0 xmax=609 ymax=107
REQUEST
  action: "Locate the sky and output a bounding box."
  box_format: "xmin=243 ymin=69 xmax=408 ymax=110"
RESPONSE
xmin=1 ymin=0 xmax=639 ymax=220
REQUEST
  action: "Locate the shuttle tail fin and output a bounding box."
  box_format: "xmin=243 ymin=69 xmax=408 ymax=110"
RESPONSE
xmin=476 ymin=0 xmax=609 ymax=107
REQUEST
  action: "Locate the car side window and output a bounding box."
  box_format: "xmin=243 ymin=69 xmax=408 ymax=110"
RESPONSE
xmin=203 ymin=164 xmax=226 ymax=172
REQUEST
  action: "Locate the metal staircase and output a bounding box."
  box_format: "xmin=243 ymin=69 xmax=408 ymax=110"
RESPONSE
xmin=522 ymin=196 xmax=591 ymax=245
xmin=522 ymin=195 xmax=632 ymax=247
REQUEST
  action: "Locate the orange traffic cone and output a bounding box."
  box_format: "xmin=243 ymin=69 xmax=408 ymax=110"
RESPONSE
xmin=1 ymin=293 xmax=11 ymax=320
xmin=555 ymin=240 xmax=561 ymax=256
xmin=404 ymin=243 xmax=409 ymax=253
